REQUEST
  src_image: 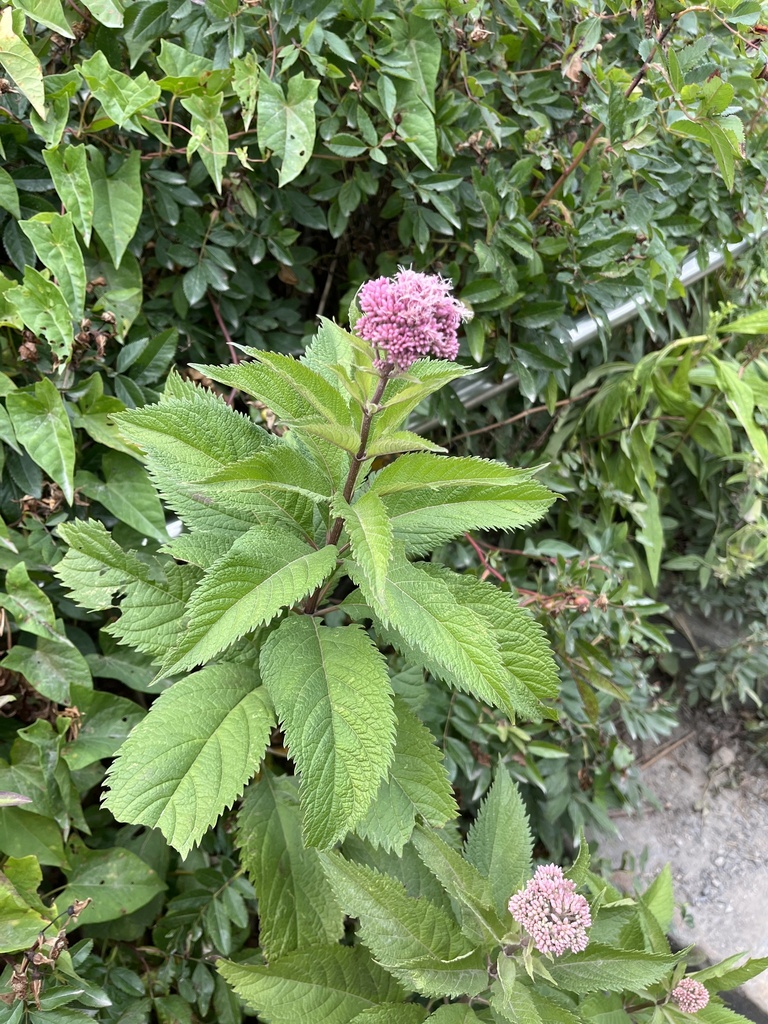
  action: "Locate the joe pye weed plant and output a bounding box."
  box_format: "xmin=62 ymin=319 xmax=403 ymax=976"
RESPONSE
xmin=55 ymin=272 xmax=767 ymax=1022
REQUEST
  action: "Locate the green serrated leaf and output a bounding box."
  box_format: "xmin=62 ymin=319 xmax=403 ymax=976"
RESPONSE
xmin=160 ymin=530 xmax=338 ymax=675
xmin=356 ymin=697 xmax=456 ymax=854
xmin=465 ymin=766 xmax=533 ymax=918
xmin=335 ymin=490 xmax=393 ymax=601
xmin=320 ymin=852 xmax=485 ymax=996
xmin=218 ymin=945 xmax=405 ymax=1024
xmin=260 ymin=616 xmax=396 ymax=848
xmin=546 ymin=944 xmax=677 ymax=994
xmin=105 ymin=664 xmax=274 ymax=856
xmin=236 ymin=773 xmax=344 ymax=958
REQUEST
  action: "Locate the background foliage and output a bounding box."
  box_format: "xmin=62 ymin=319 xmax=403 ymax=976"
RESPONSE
xmin=2 ymin=0 xmax=768 ymax=1017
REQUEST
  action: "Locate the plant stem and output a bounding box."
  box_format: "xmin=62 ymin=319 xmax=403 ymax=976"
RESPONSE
xmin=303 ymin=365 xmax=393 ymax=613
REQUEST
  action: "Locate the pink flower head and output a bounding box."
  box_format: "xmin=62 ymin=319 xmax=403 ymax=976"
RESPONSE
xmin=672 ymin=978 xmax=710 ymax=1014
xmin=508 ymin=864 xmax=592 ymax=957
xmin=355 ymin=268 xmax=471 ymax=369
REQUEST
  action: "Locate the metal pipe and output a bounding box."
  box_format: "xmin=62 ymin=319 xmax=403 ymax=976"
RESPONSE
xmin=417 ymin=230 xmax=767 ymax=431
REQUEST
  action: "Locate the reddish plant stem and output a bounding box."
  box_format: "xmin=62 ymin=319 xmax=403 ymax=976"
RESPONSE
xmin=464 ymin=532 xmax=506 ymax=582
xmin=450 ymin=388 xmax=599 ymax=443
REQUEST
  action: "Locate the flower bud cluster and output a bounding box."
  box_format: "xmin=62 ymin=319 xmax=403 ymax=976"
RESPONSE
xmin=672 ymin=978 xmax=710 ymax=1013
xmin=508 ymin=864 xmax=592 ymax=957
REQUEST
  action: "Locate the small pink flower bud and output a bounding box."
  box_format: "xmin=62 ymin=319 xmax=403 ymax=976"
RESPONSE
xmin=355 ymin=268 xmax=471 ymax=369
xmin=508 ymin=864 xmax=592 ymax=957
xmin=672 ymin=978 xmax=710 ymax=1013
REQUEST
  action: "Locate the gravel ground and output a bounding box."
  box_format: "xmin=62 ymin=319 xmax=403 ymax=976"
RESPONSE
xmin=593 ymin=728 xmax=768 ymax=1015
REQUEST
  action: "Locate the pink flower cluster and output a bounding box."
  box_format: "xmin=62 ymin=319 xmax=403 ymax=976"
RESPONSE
xmin=355 ymin=268 xmax=471 ymax=369
xmin=508 ymin=864 xmax=592 ymax=957
xmin=672 ymin=978 xmax=710 ymax=1014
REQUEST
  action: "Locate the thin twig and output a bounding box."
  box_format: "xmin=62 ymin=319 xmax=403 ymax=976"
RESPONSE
xmin=450 ymin=388 xmax=598 ymax=443
xmin=639 ymin=730 xmax=695 ymax=770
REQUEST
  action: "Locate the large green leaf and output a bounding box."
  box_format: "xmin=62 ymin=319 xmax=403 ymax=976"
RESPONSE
xmin=546 ymin=945 xmax=677 ymax=994
xmin=0 ymin=166 xmax=20 ymax=219
xmin=12 ymin=0 xmax=73 ymax=35
xmin=257 ymin=71 xmax=319 ymax=186
xmin=58 ymin=843 xmax=165 ymax=924
xmin=465 ymin=767 xmax=533 ymax=918
xmin=1 ymin=635 xmax=91 ymax=704
xmin=260 ymin=616 xmax=396 ymax=848
xmin=79 ymin=51 xmax=160 ymax=128
xmin=160 ymin=530 xmax=338 ymax=675
xmin=236 ymin=773 xmax=344 ymax=958
xmin=355 ymin=697 xmax=456 ymax=855
xmin=0 ymin=7 xmax=45 ymax=117
xmin=87 ymin=147 xmax=143 ymax=268
xmin=5 ymin=269 xmax=74 ymax=364
xmin=368 ymin=454 xmax=555 ymax=554
xmin=0 ymin=857 xmax=52 ymax=953
xmin=219 ymin=946 xmax=405 ymax=1024
xmin=105 ymin=664 xmax=274 ymax=856
xmin=320 ymin=853 xmax=487 ymax=996
xmin=20 ymin=212 xmax=86 ymax=318
xmin=0 ymin=808 xmax=67 ymax=866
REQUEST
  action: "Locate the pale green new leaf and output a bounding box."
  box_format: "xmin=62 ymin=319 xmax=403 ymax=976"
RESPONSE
xmin=368 ymin=454 xmax=555 ymax=554
xmin=372 ymin=359 xmax=479 ymax=436
xmin=88 ymin=147 xmax=143 ymax=268
xmin=546 ymin=945 xmax=677 ymax=994
xmin=5 ymin=268 xmax=74 ymax=363
xmin=465 ymin=766 xmax=533 ymax=918
xmin=79 ymin=0 xmax=122 ymax=26
xmin=105 ymin=664 xmax=274 ymax=856
xmin=640 ymin=865 xmax=674 ymax=933
xmin=695 ymin=956 xmax=768 ymax=993
xmin=218 ymin=945 xmax=405 ymax=1024
xmin=708 ymin=356 xmax=768 ymax=469
xmin=257 ymin=70 xmax=319 ymax=186
xmin=335 ymin=490 xmax=393 ymax=602
xmin=0 ymin=7 xmax=46 ymax=117
xmin=12 ymin=0 xmax=73 ymax=36
xmin=20 ymin=212 xmax=86 ymax=318
xmin=79 ymin=51 xmax=160 ymax=128
xmin=320 ymin=853 xmax=486 ymax=996
xmin=355 ymin=697 xmax=456 ymax=854
xmin=182 ymin=92 xmax=229 ymax=192
xmin=160 ymin=530 xmax=338 ymax=675
xmin=202 ymin=441 xmax=334 ymax=504
xmin=6 ymin=378 xmax=75 ymax=501
xmin=43 ymin=145 xmax=93 ymax=243
xmin=260 ymin=616 xmax=396 ymax=848
xmin=236 ymin=774 xmax=344 ymax=958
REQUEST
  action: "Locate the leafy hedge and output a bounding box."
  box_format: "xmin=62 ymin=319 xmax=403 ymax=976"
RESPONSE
xmin=2 ymin=0 xmax=768 ymax=1019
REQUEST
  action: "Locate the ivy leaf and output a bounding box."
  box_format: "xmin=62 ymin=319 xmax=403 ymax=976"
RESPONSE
xmin=181 ymin=93 xmax=229 ymax=193
xmin=546 ymin=945 xmax=677 ymax=994
xmin=105 ymin=664 xmax=274 ymax=857
xmin=355 ymin=697 xmax=456 ymax=854
xmin=58 ymin=844 xmax=165 ymax=924
xmin=260 ymin=616 xmax=396 ymax=848
xmin=5 ymin=378 xmax=75 ymax=501
xmin=0 ymin=7 xmax=46 ymax=117
xmin=236 ymin=773 xmax=344 ymax=959
xmin=160 ymin=530 xmax=338 ymax=675
xmin=87 ymin=147 xmax=143 ymax=269
xmin=42 ymin=145 xmax=94 ymax=243
xmin=20 ymin=213 xmax=86 ymax=318
xmin=218 ymin=946 xmax=405 ymax=1024
xmin=5 ymin=269 xmax=75 ymax=364
xmin=465 ymin=765 xmax=533 ymax=918
xmin=368 ymin=454 xmax=555 ymax=555
xmin=79 ymin=51 xmax=160 ymax=127
xmin=257 ymin=71 xmax=319 ymax=186
xmin=320 ymin=852 xmax=487 ymax=997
